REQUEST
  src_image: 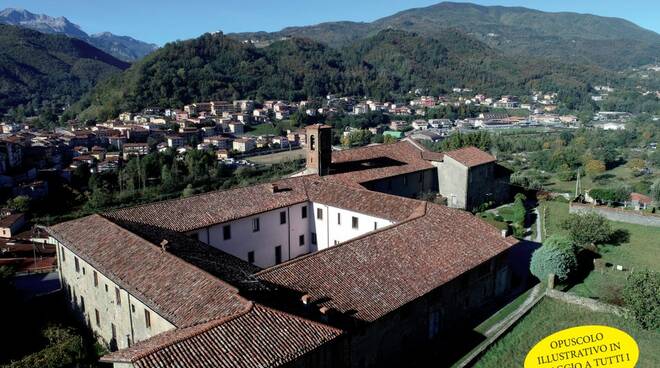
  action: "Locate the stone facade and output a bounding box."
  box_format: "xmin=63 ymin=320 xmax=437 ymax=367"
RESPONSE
xmin=346 ymin=253 xmax=512 ymax=367
xmin=53 ymin=240 xmax=175 ymax=351
xmin=436 ymin=156 xmax=510 ymax=211
xmin=363 ymin=169 xmax=438 ymax=198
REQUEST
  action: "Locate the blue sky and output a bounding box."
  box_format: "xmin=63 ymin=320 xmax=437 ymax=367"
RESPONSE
xmin=1 ymin=0 xmax=658 ymax=45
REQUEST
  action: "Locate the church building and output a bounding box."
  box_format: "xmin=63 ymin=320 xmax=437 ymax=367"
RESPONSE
xmin=47 ymin=125 xmax=519 ymax=367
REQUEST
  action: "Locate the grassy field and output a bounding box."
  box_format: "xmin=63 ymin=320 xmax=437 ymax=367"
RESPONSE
xmin=473 ymin=298 xmax=660 ymax=367
xmin=544 ymin=163 xmax=659 ymax=194
xmin=247 ymin=150 xmax=305 ymax=165
xmin=539 ymin=200 xmax=660 ymax=303
xmin=472 ymin=288 xmax=535 ymax=336
xmin=246 ymin=121 xmax=295 ymax=136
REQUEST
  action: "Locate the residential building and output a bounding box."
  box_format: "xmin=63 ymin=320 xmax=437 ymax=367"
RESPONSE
xmin=122 ymin=143 xmax=151 ymax=160
xmin=232 ymin=138 xmax=256 ymax=153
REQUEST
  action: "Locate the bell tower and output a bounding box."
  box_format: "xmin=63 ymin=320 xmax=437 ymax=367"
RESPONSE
xmin=305 ymin=124 xmax=332 ymax=176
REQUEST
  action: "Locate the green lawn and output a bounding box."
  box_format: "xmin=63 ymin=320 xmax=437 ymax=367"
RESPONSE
xmin=473 ymin=298 xmax=660 ymax=368
xmin=246 ymin=120 xmax=295 ymax=136
xmin=539 ymin=200 xmax=660 ymax=303
xmin=473 ymin=288 xmax=535 ymax=336
xmin=544 ymin=164 xmax=659 ymax=195
xmin=539 ymin=200 xmax=572 ymax=239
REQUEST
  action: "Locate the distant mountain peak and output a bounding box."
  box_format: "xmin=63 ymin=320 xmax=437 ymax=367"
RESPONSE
xmin=0 ymin=7 xmax=157 ymax=61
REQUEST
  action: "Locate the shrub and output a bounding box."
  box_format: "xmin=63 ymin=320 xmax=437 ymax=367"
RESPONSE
xmin=560 ymin=212 xmax=612 ymax=248
xmin=623 ymin=270 xmax=660 ymax=330
xmin=530 ymin=235 xmax=578 ymax=283
xmin=585 ymin=159 xmax=606 ymax=177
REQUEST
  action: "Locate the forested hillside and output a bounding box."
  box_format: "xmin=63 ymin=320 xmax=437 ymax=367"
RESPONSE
xmin=0 ymin=24 xmax=129 ymax=115
xmin=232 ymin=2 xmax=660 ymax=70
xmin=73 ymin=29 xmax=609 ymax=121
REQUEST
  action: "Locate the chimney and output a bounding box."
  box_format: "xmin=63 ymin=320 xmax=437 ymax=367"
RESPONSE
xmin=501 ymin=229 xmax=508 ymax=238
xmin=160 ymin=239 xmax=169 ymax=252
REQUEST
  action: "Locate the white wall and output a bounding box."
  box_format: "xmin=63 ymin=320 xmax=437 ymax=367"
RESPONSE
xmin=53 ymin=239 xmax=175 ymax=350
xmin=310 ymin=203 xmax=393 ymax=252
xmin=193 ymin=203 xmax=310 ymax=268
xmin=192 ymin=201 xmax=394 ymax=268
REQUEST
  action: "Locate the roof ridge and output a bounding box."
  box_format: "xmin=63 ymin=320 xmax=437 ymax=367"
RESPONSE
xmin=100 ymin=215 xmax=245 ymax=299
xmin=255 ymin=203 xmax=428 ymax=277
xmin=105 ymin=176 xmax=300 ymax=216
xmin=51 ymin=214 xmax=250 ymax=327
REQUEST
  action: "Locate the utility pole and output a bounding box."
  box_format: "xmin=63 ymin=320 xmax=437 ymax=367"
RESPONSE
xmin=575 ymin=168 xmax=581 ymax=199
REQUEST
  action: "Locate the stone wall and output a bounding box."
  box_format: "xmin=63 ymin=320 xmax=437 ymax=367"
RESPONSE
xmin=545 ymin=289 xmax=628 ymax=317
xmin=569 ymin=202 xmax=660 ymax=227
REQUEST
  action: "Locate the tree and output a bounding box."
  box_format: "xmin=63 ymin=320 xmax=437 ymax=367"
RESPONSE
xmin=584 ymin=159 xmax=606 ymax=177
xmin=623 ymin=270 xmax=659 ymax=330
xmin=651 ymin=180 xmax=660 ymax=205
xmin=383 ymin=135 xmax=398 ymax=144
xmin=530 ymin=235 xmax=578 ymax=283
xmin=182 ymin=184 xmax=195 ymax=198
xmin=626 ymin=158 xmax=646 ymax=171
xmin=560 ymin=212 xmax=612 ymax=248
xmin=6 ymin=196 xmax=30 ymax=212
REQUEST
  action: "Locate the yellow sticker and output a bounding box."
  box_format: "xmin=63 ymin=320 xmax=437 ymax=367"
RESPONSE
xmin=524 ymin=325 xmax=639 ymax=368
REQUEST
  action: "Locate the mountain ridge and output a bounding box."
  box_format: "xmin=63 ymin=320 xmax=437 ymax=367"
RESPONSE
xmin=0 ymin=8 xmax=158 ymax=62
xmin=230 ymin=1 xmax=660 ymax=70
xmin=71 ymin=29 xmax=609 ymax=121
xmin=0 ymin=24 xmax=129 ymax=114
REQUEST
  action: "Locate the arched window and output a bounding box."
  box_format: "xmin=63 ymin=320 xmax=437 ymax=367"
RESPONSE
xmin=310 ymin=135 xmax=316 ymax=151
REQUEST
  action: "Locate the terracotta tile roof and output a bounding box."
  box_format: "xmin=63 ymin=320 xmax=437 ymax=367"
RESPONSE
xmin=630 ymin=192 xmax=652 ymax=204
xmin=48 ymin=215 xmax=252 ymax=327
xmin=328 ymin=141 xmax=435 ymax=187
xmin=105 ymin=176 xmax=424 ymax=232
xmin=101 ymin=303 xmax=342 ymax=368
xmin=105 ymin=178 xmax=309 ymax=232
xmin=305 ymin=179 xmax=426 ymax=222
xmin=443 ymin=146 xmax=496 ymax=168
xmin=257 ymin=203 xmax=518 ymax=322
xmin=0 ymin=213 xmax=25 ymax=228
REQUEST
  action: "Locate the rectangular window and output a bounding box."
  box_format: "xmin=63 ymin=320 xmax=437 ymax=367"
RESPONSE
xmin=252 ymin=218 xmax=260 ymax=232
xmin=275 ymin=246 xmax=282 ymax=265
xmin=80 ymin=295 xmax=85 ymax=313
xmin=61 ymin=246 xmax=65 ymax=262
xmin=316 ymin=208 xmax=323 ymax=220
xmin=93 ymin=271 xmax=98 ymax=287
xmin=337 ymin=213 xmax=341 ymax=225
xmin=82 ymin=267 xmax=86 ymax=275
xmin=374 ymin=222 xmax=378 ymax=230
xmin=299 ymin=234 xmax=305 ymax=246
xmin=301 ymin=205 xmax=307 ymax=218
xmin=352 ymin=216 xmax=359 ymax=229
xmin=115 ymin=287 xmax=121 ymax=306
xmin=311 ymin=232 xmax=317 ymax=245
xmin=403 ymin=176 xmax=408 ymax=185
xmin=95 ymin=309 xmax=100 ymax=327
xmin=223 ymin=225 xmax=231 ymax=240
xmin=74 ymin=257 xmax=80 ymax=273
xmin=247 ymin=251 xmax=255 ymax=264
xmin=145 ymin=310 xmax=151 ymax=329
xmin=280 ymin=211 xmax=286 ymax=224
xmin=111 ymin=323 xmax=117 ymax=340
